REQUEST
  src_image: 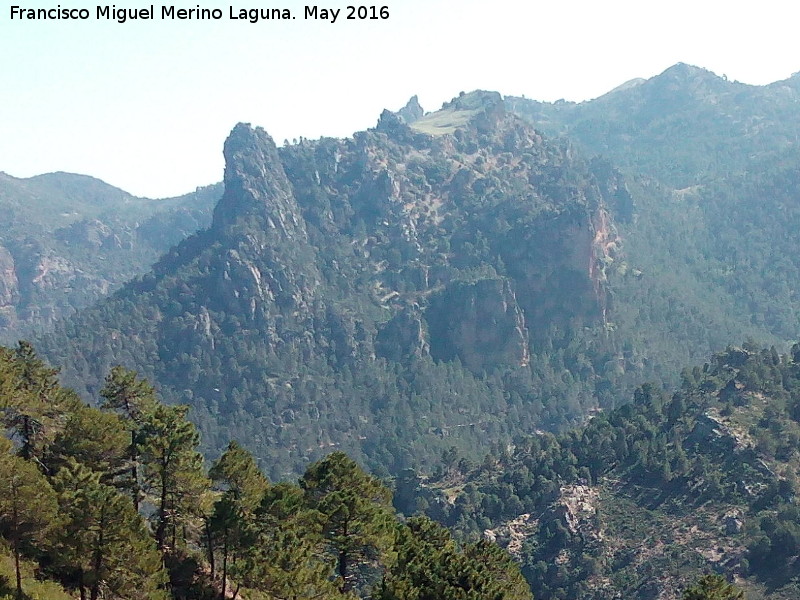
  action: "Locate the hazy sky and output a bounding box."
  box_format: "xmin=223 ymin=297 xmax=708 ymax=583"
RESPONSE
xmin=2 ymin=0 xmax=797 ymax=197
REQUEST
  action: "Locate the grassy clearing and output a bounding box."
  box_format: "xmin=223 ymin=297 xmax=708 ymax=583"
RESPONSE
xmin=410 ymin=107 xmax=481 ymax=136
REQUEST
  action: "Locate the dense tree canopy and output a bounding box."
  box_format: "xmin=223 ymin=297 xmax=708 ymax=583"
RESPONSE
xmin=0 ymin=343 xmax=528 ymax=600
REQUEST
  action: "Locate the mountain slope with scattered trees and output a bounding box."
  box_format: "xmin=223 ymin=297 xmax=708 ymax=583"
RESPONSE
xmin=34 ymin=67 xmax=800 ymax=481
xmin=38 ymin=94 xmax=635 ymax=478
xmin=508 ymin=63 xmax=800 ymax=365
xmin=0 ymin=172 xmax=220 ymax=343
xmin=418 ymin=344 xmax=800 ymax=599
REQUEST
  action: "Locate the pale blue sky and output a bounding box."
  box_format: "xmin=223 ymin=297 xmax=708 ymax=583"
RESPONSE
xmin=1 ymin=0 xmax=797 ymax=197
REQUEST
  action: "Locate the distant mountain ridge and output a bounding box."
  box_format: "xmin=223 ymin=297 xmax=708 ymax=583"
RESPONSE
xmin=506 ymin=62 xmax=800 ymax=187
xmin=0 ymin=171 xmax=221 ymax=342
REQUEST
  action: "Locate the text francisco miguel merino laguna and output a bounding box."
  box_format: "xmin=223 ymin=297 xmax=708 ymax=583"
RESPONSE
xmin=8 ymin=5 xmax=383 ymax=23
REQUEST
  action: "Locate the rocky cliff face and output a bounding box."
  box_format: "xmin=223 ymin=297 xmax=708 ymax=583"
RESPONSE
xmin=210 ymin=124 xmax=320 ymax=318
xmin=427 ymin=279 xmax=529 ymax=373
xmin=0 ymin=246 xmax=19 ymax=329
xmin=396 ymin=95 xmax=424 ymax=124
xmin=376 ymin=306 xmax=430 ymax=362
xmin=213 ymin=124 xmax=309 ymax=242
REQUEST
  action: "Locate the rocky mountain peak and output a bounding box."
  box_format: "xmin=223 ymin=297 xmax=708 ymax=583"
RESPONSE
xmin=212 ymin=123 xmax=307 ymax=242
xmin=660 ymin=62 xmax=715 ymax=80
xmin=649 ymin=62 xmax=731 ymax=98
xmin=396 ymin=95 xmax=424 ymax=124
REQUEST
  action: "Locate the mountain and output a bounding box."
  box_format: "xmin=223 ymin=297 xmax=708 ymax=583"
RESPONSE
xmin=38 ymin=94 xmax=633 ymax=478
xmin=33 ymin=66 xmax=800 ymax=482
xmin=507 ymin=62 xmax=800 ymax=187
xmin=0 ymin=171 xmax=221 ymax=342
xmin=423 ymin=344 xmax=800 ymax=600
xmin=507 ymin=63 xmax=800 ymax=365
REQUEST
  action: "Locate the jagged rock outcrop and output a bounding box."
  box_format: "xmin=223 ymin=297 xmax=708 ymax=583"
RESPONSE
xmin=213 ymin=124 xmax=309 ymax=243
xmin=211 ymin=124 xmax=321 ymax=318
xmin=396 ymin=95 xmax=424 ymax=124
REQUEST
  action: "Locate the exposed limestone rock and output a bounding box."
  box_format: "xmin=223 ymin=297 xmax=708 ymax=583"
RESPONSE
xmin=550 ymin=484 xmax=602 ymax=541
xmin=724 ymin=510 xmax=744 ymax=534
xmin=0 ymin=246 xmax=19 ymax=328
xmin=55 ymin=218 xmax=124 ymax=250
xmin=212 ymin=124 xmax=321 ymax=318
xmin=213 ymin=123 xmax=309 ymax=243
xmin=483 ymin=513 xmax=539 ymax=560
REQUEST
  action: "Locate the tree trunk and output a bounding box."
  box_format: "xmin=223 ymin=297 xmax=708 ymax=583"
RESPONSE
xmin=338 ymin=550 xmax=349 ymax=593
xmin=90 ymin=507 xmax=105 ymax=600
xmin=13 ymin=534 xmax=22 ymax=600
xmin=220 ymin=531 xmax=228 ymax=600
xmin=205 ymin=518 xmax=216 ymax=580
xmin=21 ymin=415 xmax=32 ymax=461
xmin=338 ymin=519 xmax=350 ymax=593
xmin=172 ymin=512 xmax=177 ymax=550
xmin=156 ymin=470 xmax=169 ymax=550
xmin=130 ymin=429 xmax=139 ymax=512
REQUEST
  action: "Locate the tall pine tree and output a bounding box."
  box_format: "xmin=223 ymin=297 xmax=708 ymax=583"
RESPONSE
xmin=301 ymin=451 xmax=395 ymax=593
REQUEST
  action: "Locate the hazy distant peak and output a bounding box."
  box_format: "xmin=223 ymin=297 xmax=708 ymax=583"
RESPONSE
xmin=604 ymin=77 xmax=646 ymax=95
xmin=657 ymin=62 xmax=725 ymax=84
xmin=397 ymin=95 xmax=424 ymax=124
xmin=30 ymin=171 xmax=107 ymax=184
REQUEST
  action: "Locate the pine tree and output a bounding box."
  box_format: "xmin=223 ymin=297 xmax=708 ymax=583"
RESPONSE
xmin=235 ymin=482 xmax=343 ymax=600
xmin=52 ymin=460 xmax=169 ymax=600
xmin=378 ymin=516 xmax=532 ymax=600
xmin=139 ymin=403 xmax=209 ymax=552
xmin=1 ymin=342 xmax=76 ymax=468
xmin=0 ymin=438 xmax=58 ymax=600
xmin=100 ymin=366 xmax=158 ymax=510
xmin=682 ymin=574 xmax=744 ymax=600
xmin=300 ymin=451 xmax=395 ymax=593
xmin=209 ymin=440 xmax=268 ymax=511
xmin=46 ymin=404 xmax=129 ymax=480
xmin=208 ymin=441 xmax=268 ymax=597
